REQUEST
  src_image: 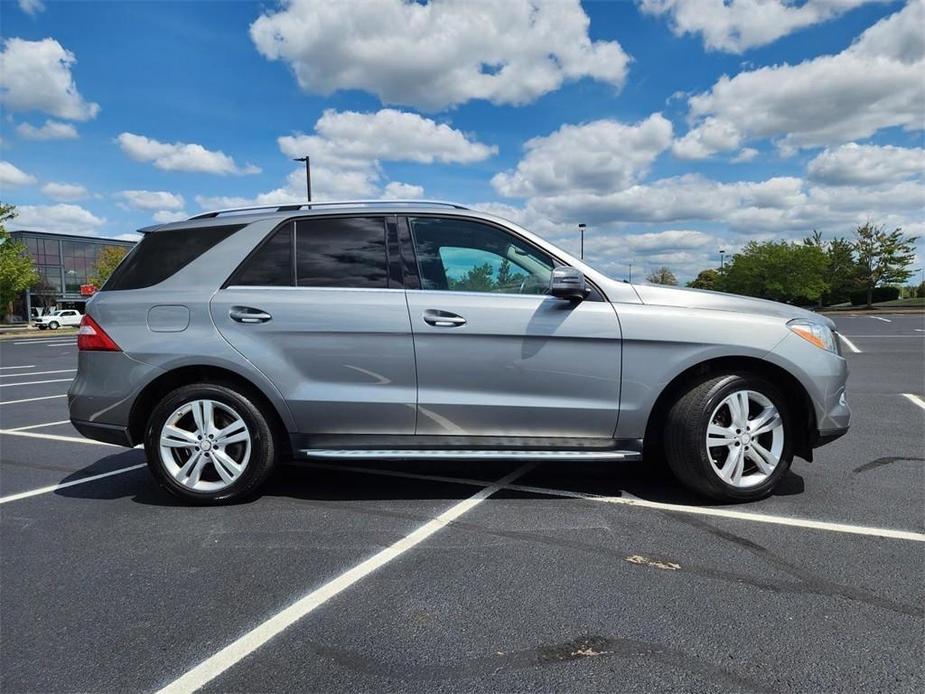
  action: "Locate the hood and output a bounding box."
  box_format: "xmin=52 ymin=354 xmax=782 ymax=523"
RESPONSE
xmin=632 ymin=284 xmax=834 ymax=328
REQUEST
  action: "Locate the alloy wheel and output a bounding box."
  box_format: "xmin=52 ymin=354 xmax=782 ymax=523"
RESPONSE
xmin=705 ymin=389 xmax=784 ymax=488
xmin=158 ymin=399 xmax=251 ymax=492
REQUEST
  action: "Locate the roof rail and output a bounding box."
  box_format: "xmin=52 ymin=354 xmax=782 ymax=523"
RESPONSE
xmin=189 ymin=199 xmax=469 ymax=220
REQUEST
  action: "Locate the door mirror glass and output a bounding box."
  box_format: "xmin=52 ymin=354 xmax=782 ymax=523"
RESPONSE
xmin=549 ymin=267 xmax=588 ymax=301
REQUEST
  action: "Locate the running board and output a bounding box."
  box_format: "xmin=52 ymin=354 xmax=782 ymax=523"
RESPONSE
xmin=298 ymin=449 xmax=641 ymax=462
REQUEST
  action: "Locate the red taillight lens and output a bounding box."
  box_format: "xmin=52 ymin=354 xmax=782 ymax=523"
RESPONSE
xmin=77 ymin=315 xmax=121 ymax=352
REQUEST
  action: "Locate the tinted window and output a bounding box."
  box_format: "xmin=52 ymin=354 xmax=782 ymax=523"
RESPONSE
xmin=296 ymin=217 xmax=388 ymax=288
xmin=104 ymin=225 xmax=243 ymax=291
xmin=409 ymin=217 xmax=553 ymax=295
xmin=229 ymin=224 xmax=293 ymax=286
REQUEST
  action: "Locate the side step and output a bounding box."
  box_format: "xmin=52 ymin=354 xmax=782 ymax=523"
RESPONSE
xmin=298 ymin=449 xmax=642 ymax=462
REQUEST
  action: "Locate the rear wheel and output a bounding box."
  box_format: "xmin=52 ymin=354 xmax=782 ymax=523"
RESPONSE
xmin=144 ymin=383 xmax=278 ymax=504
xmin=48 ymin=321 xmax=59 ymax=330
xmin=664 ymin=374 xmax=792 ymax=502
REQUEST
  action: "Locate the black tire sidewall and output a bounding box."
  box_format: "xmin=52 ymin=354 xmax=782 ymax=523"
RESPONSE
xmin=668 ymin=374 xmax=794 ymax=502
xmin=144 ymin=383 xmax=276 ymax=504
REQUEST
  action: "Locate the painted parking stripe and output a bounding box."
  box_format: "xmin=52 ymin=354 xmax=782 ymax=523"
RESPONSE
xmin=0 ymin=369 xmax=75 ymax=378
xmin=12 ymin=337 xmax=77 ymax=345
xmin=0 ymin=394 xmax=67 ymax=406
xmin=0 ymin=378 xmax=73 ymax=388
xmin=301 ymin=462 xmax=925 ymax=544
xmin=45 ymin=342 xmax=78 ymax=347
xmin=901 ymin=393 xmax=925 ymax=412
xmin=0 ymin=365 xmax=35 ymax=370
xmin=0 ymin=464 xmax=147 ymax=505
xmin=9 ymin=420 xmax=72 ymax=432
xmin=156 ymin=463 xmax=534 ymax=694
xmin=0 ymin=429 xmax=121 ymax=446
xmin=837 ymin=333 xmax=861 ymax=354
xmin=869 ymin=316 xmax=892 ymax=323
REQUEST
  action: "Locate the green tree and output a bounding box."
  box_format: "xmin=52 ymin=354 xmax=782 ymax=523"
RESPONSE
xmin=687 ymin=268 xmax=720 ymax=290
xmin=717 ymin=240 xmax=828 ymax=304
xmin=0 ymin=203 xmax=40 ymax=320
xmin=646 ymin=266 xmax=678 ymax=286
xmin=449 ymin=262 xmax=497 ymax=292
xmin=803 ymin=230 xmax=861 ymax=306
xmin=852 ymin=222 xmax=918 ymax=308
xmin=89 ymin=245 xmax=129 ymax=288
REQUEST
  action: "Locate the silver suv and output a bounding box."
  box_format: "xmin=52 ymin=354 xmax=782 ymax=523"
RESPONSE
xmin=69 ymin=201 xmax=849 ymax=504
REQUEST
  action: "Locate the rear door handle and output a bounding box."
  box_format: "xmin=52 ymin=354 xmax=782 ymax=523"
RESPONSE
xmin=229 ymin=306 xmax=272 ymax=324
xmin=423 ymin=309 xmax=466 ymax=328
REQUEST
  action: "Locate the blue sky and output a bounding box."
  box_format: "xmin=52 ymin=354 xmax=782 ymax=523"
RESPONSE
xmin=1 ymin=0 xmax=922 ymax=281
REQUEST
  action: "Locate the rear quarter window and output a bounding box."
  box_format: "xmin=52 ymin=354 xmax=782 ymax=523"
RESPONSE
xmin=103 ymin=224 xmax=244 ymax=291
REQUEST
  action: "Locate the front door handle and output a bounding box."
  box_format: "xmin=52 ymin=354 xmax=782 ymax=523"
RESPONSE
xmin=423 ymin=309 xmax=467 ymax=328
xmin=229 ymin=306 xmax=272 ymax=324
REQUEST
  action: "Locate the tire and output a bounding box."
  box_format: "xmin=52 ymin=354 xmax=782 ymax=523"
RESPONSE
xmin=48 ymin=321 xmax=60 ymax=330
xmin=664 ymin=373 xmax=793 ymax=502
xmin=38 ymin=325 xmax=47 ymax=330
xmin=144 ymin=382 xmax=278 ymax=504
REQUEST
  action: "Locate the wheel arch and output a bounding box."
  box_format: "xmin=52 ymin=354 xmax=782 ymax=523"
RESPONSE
xmin=128 ymin=364 xmax=291 ymax=455
xmin=643 ymin=356 xmax=816 ymax=463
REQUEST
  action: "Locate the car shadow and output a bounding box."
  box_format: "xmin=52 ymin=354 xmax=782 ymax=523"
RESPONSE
xmin=52 ymin=451 xmax=805 ymax=507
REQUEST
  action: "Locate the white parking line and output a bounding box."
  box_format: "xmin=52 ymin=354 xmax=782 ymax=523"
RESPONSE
xmin=0 ymin=365 xmax=35 ymax=370
xmin=0 ymin=394 xmax=67 ymax=406
xmin=0 ymin=378 xmax=73 ymax=388
xmin=156 ymin=463 xmax=534 ymax=694
xmin=0 ymin=428 xmax=120 ymax=446
xmin=869 ymin=316 xmax=892 ymax=322
xmin=12 ymin=337 xmax=76 ymax=345
xmin=901 ymin=393 xmax=925 ymax=412
xmin=0 ymin=464 xmax=147 ymax=505
xmin=45 ymin=342 xmax=78 ymax=347
xmin=837 ymin=333 xmax=862 ymax=354
xmin=0 ymin=369 xmax=75 ymax=378
xmin=301 ymin=462 xmax=925 ymax=543
xmin=8 ymin=420 xmax=72 ymax=431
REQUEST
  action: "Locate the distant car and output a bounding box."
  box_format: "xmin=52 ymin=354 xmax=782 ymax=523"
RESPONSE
xmin=34 ymin=309 xmax=83 ymax=330
xmin=68 ymin=200 xmax=849 ymax=505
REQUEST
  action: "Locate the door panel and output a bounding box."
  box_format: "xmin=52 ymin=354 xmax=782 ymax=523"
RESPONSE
xmin=211 ymin=287 xmax=416 ymax=434
xmin=406 ymin=291 xmax=622 ymax=437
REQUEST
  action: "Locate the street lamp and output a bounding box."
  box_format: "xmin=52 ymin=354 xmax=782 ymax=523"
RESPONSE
xmin=719 ymin=249 xmax=727 ymax=270
xmin=577 ymin=223 xmax=587 ymax=259
xmin=628 ymin=260 xmax=633 ymax=283
xmin=292 ymin=156 xmax=312 ymax=202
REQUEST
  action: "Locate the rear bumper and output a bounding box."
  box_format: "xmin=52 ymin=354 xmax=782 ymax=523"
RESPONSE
xmin=71 ymin=419 xmax=133 ymax=447
xmin=812 ymin=426 xmax=849 ymax=449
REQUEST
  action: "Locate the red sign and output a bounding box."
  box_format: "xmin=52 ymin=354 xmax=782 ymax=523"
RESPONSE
xmin=80 ymin=284 xmax=97 ymax=296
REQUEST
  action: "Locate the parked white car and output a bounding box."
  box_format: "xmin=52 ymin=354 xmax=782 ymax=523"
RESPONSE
xmin=34 ymin=310 xmax=83 ymax=330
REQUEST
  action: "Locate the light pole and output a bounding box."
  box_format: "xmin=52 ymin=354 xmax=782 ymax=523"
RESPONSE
xmin=293 ymin=156 xmax=312 ymax=202
xmin=719 ymin=249 xmax=726 ymax=270
xmin=628 ymin=261 xmax=633 ymax=283
xmin=577 ymin=223 xmax=586 ymax=259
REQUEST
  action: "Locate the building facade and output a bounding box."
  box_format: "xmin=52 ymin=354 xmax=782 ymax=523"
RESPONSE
xmin=9 ymin=230 xmax=136 ymax=320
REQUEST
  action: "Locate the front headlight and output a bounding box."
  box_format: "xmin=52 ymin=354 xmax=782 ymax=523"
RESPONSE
xmin=788 ymin=319 xmax=837 ymax=353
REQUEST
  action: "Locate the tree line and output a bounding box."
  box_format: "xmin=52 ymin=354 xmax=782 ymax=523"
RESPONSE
xmin=680 ymin=223 xmax=920 ymax=308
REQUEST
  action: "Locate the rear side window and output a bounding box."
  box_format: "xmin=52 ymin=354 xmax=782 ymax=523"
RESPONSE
xmin=296 ymin=217 xmax=387 ymax=288
xmin=104 ymin=225 xmax=243 ymax=291
xmin=229 ymin=224 xmax=293 ymax=286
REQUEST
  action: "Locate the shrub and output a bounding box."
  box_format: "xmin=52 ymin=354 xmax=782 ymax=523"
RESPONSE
xmin=848 ymin=286 xmax=900 ymax=305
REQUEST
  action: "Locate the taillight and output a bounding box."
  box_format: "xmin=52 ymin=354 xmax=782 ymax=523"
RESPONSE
xmin=77 ymin=315 xmax=121 ymax=352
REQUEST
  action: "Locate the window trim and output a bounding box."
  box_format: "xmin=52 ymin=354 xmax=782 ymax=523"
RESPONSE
xmin=402 ymin=214 xmax=604 ymax=302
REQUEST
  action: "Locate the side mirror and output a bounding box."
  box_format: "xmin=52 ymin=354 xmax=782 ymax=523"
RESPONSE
xmin=549 ymin=267 xmax=588 ymax=301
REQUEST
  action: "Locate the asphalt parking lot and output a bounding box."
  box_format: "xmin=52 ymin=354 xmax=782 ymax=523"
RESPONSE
xmin=1 ymin=314 xmax=923 ymax=693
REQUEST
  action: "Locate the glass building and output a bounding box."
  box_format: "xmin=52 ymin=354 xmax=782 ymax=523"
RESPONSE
xmin=9 ymin=230 xmax=136 ymax=320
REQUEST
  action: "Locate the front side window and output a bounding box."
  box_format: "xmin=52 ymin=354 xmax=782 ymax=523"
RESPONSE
xmin=409 ymin=217 xmax=553 ymax=295
xmin=296 ymin=217 xmax=388 ymax=288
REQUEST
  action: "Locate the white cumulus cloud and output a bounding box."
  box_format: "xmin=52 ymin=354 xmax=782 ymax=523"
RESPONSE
xmin=0 ymin=160 xmax=37 ymax=187
xmin=676 ymin=0 xmax=925 ymax=156
xmin=639 ymin=0 xmax=879 ymax=53
xmin=14 ymin=204 xmax=105 ymax=234
xmin=0 ymin=38 xmax=99 ymax=120
xmin=41 ymin=182 xmax=88 ymax=201
xmin=115 ymin=190 xmax=186 ymax=211
xmin=152 ymin=210 xmax=190 ymax=223
xmin=807 ymin=143 xmax=925 ymax=185
xmin=493 ymin=114 xmax=673 ymax=197
xmin=16 ymin=120 xmax=78 ymax=140
xmin=18 ymin=0 xmax=46 ymax=15
xmin=116 ymin=133 xmax=260 ymax=175
xmin=250 ymin=0 xmax=629 ymax=110
xmin=383 ymin=182 xmax=425 ymax=199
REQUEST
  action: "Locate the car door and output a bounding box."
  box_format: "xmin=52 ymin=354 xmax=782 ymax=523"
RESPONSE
xmin=402 ymin=215 xmax=622 ymax=439
xmin=211 ymin=215 xmax=417 ymax=436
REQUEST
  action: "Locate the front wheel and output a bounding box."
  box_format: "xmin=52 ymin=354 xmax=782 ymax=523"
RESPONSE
xmin=144 ymin=383 xmax=278 ymax=504
xmin=48 ymin=321 xmax=60 ymax=330
xmin=664 ymin=374 xmax=793 ymax=502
